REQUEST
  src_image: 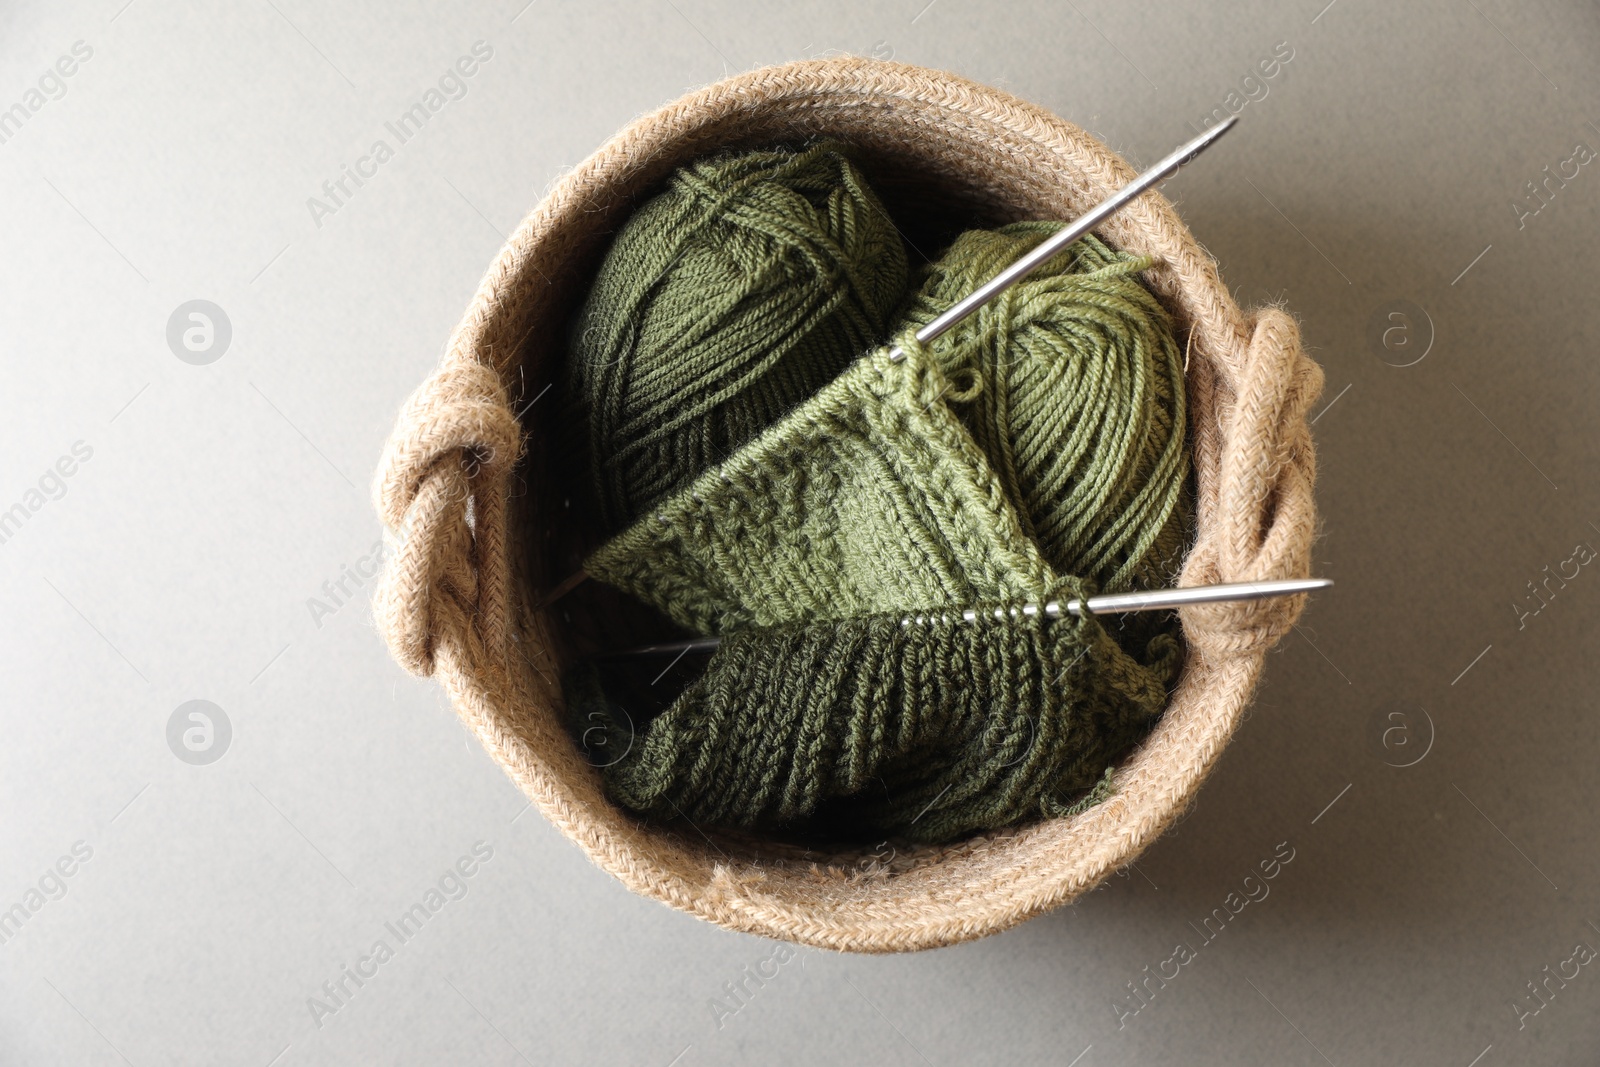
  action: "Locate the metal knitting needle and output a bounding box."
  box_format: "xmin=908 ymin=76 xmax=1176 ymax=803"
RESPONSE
xmin=601 ymin=576 xmax=1329 ymax=659
xmin=541 ymin=115 xmax=1240 ymax=610
xmin=887 ymin=114 xmax=1239 ymax=361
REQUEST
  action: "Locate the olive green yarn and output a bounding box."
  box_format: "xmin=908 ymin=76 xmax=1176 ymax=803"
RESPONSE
xmin=570 ymin=332 xmax=1184 ymax=838
xmin=570 ymin=586 xmax=1179 ymax=843
xmin=566 ymin=140 xmax=909 ymax=533
xmin=899 ymin=225 xmax=1191 ymax=592
xmin=564 ymin=150 xmax=1193 ymax=843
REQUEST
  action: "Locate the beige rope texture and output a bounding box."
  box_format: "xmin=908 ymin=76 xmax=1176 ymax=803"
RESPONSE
xmin=371 ymin=56 xmax=1323 ymax=953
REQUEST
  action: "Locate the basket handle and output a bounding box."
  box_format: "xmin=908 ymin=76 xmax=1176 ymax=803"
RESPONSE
xmin=373 ymin=360 xmax=523 ymax=675
xmin=1179 ymin=307 xmax=1324 ymax=657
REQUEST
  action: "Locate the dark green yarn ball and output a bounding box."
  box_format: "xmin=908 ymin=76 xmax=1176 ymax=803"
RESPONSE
xmin=567 ymin=140 xmax=909 ymax=533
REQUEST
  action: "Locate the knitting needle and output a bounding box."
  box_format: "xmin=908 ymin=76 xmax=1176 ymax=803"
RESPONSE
xmin=887 ymin=114 xmax=1239 ymax=361
xmin=541 ymin=116 xmax=1240 ymax=610
xmin=600 ymin=576 xmax=1329 ymax=658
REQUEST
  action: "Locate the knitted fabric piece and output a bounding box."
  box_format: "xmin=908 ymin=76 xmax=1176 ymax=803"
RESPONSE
xmin=571 ymin=590 xmax=1178 ymax=843
xmin=585 ymin=337 xmax=1058 ymax=632
xmin=565 ymin=141 xmax=909 ymax=534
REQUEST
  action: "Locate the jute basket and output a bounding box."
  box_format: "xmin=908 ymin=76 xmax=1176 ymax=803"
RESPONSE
xmin=372 ymin=57 xmax=1323 ymax=953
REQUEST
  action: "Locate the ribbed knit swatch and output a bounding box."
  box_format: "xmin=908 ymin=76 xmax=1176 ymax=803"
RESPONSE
xmin=565 ymin=141 xmax=909 ymax=534
xmin=572 ymin=586 xmax=1180 ymax=844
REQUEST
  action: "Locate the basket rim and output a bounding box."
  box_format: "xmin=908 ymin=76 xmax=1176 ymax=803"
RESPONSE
xmin=384 ymin=54 xmax=1320 ymax=953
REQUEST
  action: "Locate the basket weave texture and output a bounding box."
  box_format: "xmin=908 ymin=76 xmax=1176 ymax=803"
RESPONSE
xmin=371 ymin=56 xmax=1323 ymax=953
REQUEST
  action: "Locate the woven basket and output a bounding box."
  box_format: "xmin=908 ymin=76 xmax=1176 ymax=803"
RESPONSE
xmin=372 ymin=56 xmax=1323 ymax=953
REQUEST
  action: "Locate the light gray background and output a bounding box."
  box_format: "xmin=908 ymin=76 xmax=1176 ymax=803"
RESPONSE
xmin=3 ymin=0 xmax=1597 ymax=1063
